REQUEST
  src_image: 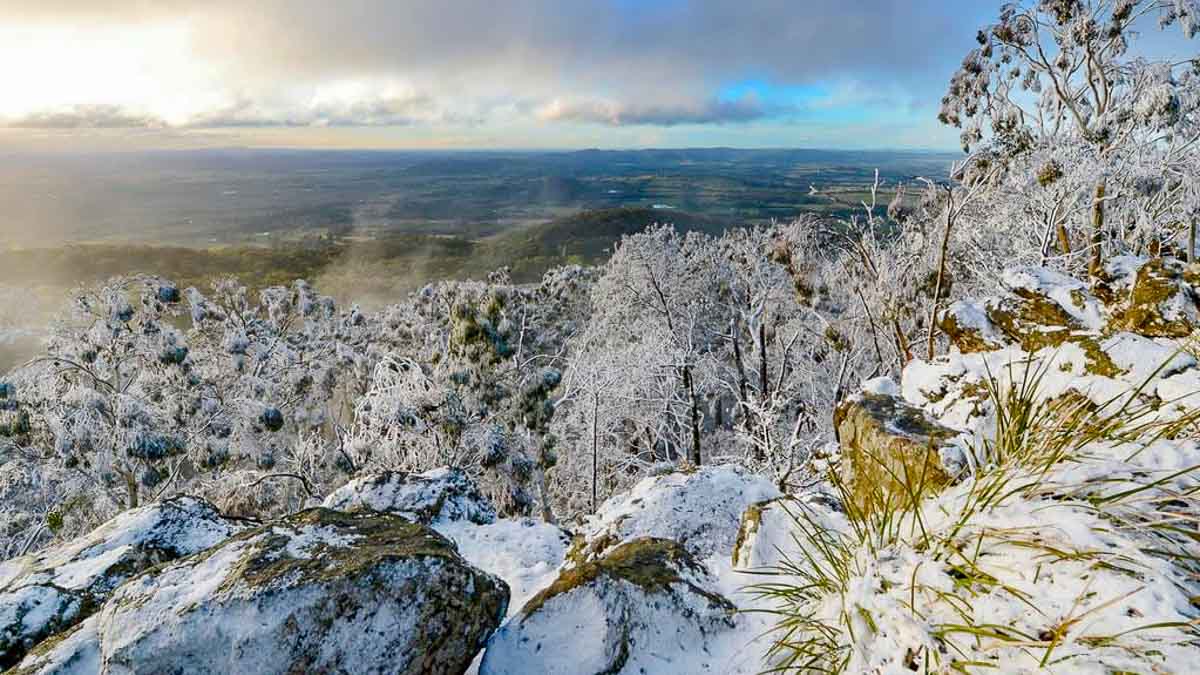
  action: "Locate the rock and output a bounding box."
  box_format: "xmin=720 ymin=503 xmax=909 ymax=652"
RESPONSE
xmin=1107 ymin=257 xmax=1200 ymax=338
xmin=480 ymin=538 xmax=737 ymax=675
xmin=9 ymin=616 xmax=100 ymax=675
xmin=322 ymin=467 xmax=497 ymax=525
xmin=833 ymin=386 xmax=961 ymax=517
xmin=97 ymin=508 xmax=508 ymax=675
xmin=568 ymin=466 xmax=780 ymax=567
xmin=0 ymin=497 xmax=243 ymax=669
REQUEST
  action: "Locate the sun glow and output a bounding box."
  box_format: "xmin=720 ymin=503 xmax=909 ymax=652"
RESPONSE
xmin=0 ymin=20 xmax=227 ymax=125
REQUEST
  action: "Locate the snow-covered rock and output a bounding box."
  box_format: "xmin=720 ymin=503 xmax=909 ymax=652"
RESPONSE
xmin=96 ymin=507 xmax=509 ymax=675
xmin=480 ymin=538 xmax=738 ymax=675
xmin=569 ymin=466 xmax=780 ymax=571
xmin=731 ymin=492 xmax=845 ymax=571
xmin=322 ymin=467 xmax=497 ymax=525
xmin=9 ymin=615 xmax=100 ymax=675
xmin=0 ymin=497 xmax=243 ymax=669
xmin=1103 ymin=256 xmax=1200 ymax=337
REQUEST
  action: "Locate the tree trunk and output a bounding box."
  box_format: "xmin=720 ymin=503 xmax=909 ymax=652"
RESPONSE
xmin=926 ymin=202 xmax=955 ymax=361
xmin=124 ymin=471 xmax=139 ymax=510
xmin=757 ymin=321 xmax=770 ymax=403
xmin=591 ymin=391 xmax=599 ymax=513
xmin=730 ymin=318 xmax=754 ymax=438
xmin=1090 ymin=180 xmax=1106 ymax=277
xmin=1189 ymin=221 xmax=1196 ymax=264
xmin=1056 ymin=221 xmax=1072 ymax=257
xmin=683 ymin=366 xmax=701 ymax=466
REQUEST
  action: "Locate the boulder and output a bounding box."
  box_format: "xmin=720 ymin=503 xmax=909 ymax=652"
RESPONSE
xmin=568 ymin=466 xmax=780 ymax=567
xmin=834 ymin=381 xmax=962 ymax=517
xmin=938 ymin=300 xmax=1007 ymax=353
xmin=480 ymin=538 xmax=737 ymax=675
xmin=0 ymin=497 xmax=243 ymax=669
xmin=97 ymin=508 xmax=508 ymax=675
xmin=322 ymin=467 xmax=496 ymax=525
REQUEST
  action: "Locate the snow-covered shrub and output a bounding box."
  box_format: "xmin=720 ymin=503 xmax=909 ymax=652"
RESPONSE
xmin=752 ymin=356 xmax=1200 ymax=672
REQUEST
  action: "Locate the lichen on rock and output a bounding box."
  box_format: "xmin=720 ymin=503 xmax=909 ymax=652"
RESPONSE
xmin=1107 ymin=257 xmax=1200 ymax=337
xmin=834 ymin=386 xmax=962 ymax=517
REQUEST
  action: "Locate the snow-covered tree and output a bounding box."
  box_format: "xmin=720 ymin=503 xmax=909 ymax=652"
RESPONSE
xmin=941 ymin=0 xmax=1200 ymax=266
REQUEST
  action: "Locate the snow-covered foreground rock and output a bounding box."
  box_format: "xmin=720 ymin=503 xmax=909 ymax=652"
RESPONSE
xmin=94 ymin=508 xmax=508 ymax=675
xmin=474 ymin=466 xmax=783 ymax=675
xmin=0 ymin=497 xmax=243 ymax=669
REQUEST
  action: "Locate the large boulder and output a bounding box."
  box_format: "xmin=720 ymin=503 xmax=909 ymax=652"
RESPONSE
xmin=568 ymin=466 xmax=780 ymax=568
xmin=480 ymin=538 xmax=737 ymax=675
xmin=834 ymin=379 xmax=962 ymax=517
xmin=0 ymin=497 xmax=243 ymax=669
xmin=96 ymin=508 xmax=508 ymax=675
xmin=322 ymin=467 xmax=497 ymax=525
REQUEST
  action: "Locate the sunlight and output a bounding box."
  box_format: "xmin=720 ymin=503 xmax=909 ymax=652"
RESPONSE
xmin=0 ymin=20 xmax=222 ymax=125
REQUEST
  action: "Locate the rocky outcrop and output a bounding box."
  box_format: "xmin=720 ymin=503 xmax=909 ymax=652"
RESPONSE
xmin=0 ymin=497 xmax=244 ymax=669
xmin=321 ymin=467 xmax=497 ymax=525
xmin=480 ymin=538 xmax=737 ymax=675
xmin=96 ymin=508 xmax=509 ymax=675
xmin=942 ymin=258 xmax=1200 ymax=354
xmin=1103 ymin=256 xmax=1200 ymax=337
xmin=567 ymin=466 xmax=779 ymax=567
xmin=834 ymin=379 xmax=962 ymax=516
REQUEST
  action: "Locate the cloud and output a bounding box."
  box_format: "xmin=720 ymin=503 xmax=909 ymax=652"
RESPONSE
xmin=3 ymin=105 xmax=165 ymax=129
xmin=186 ymin=91 xmax=462 ymax=128
xmin=0 ymin=0 xmax=1022 ymax=145
xmin=536 ymin=95 xmax=770 ymax=127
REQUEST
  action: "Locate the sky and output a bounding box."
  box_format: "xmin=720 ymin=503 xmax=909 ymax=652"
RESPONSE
xmin=0 ymin=1 xmax=1055 ymax=151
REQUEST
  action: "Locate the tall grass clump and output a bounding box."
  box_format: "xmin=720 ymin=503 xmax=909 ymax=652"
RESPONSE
xmin=750 ymin=354 xmax=1200 ymax=674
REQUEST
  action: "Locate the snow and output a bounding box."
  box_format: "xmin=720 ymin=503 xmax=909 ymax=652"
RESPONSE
xmin=434 ymin=518 xmax=570 ymax=617
xmin=860 ymin=376 xmax=900 ymax=397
